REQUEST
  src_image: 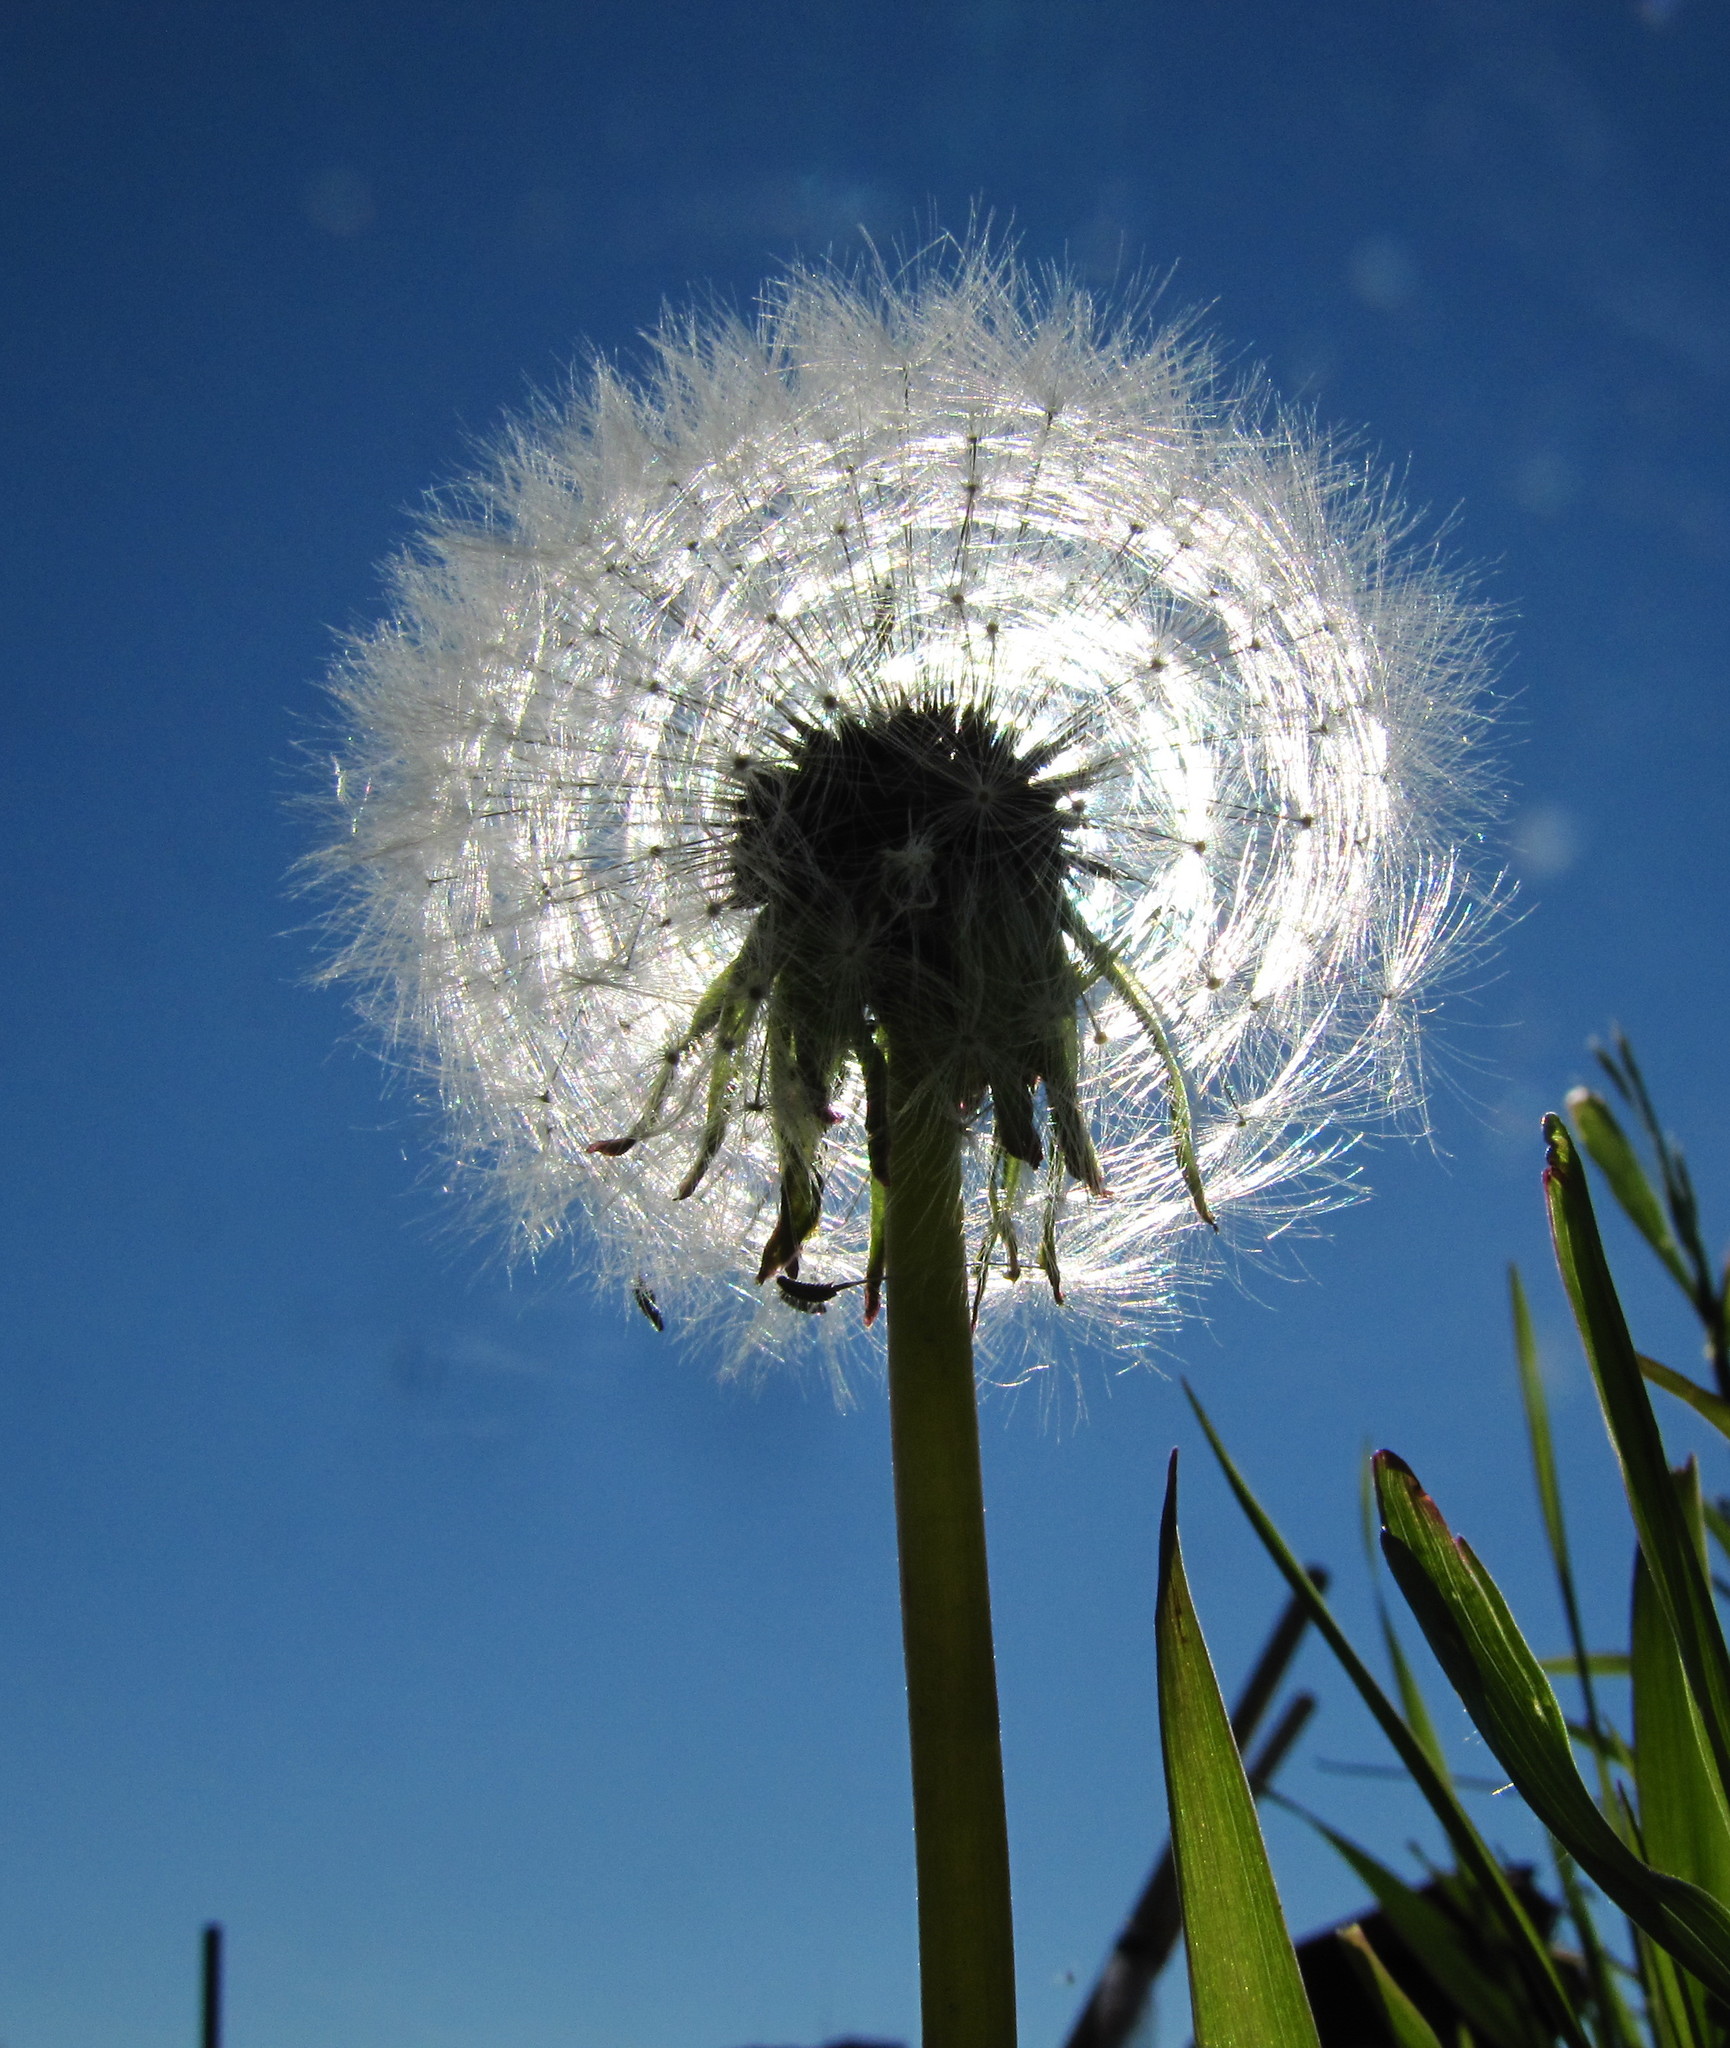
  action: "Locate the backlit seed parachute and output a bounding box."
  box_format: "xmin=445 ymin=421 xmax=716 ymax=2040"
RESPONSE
xmin=317 ymin=241 xmax=1500 ymax=1375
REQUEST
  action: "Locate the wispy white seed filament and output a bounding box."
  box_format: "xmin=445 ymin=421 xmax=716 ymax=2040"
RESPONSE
xmin=317 ymin=241 xmax=1500 ymax=1380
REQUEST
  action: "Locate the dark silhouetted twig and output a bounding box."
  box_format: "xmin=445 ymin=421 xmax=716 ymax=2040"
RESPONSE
xmin=201 ymin=1923 xmax=222 ymax=2048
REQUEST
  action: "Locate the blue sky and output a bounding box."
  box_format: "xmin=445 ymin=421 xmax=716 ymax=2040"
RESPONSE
xmin=3 ymin=1 xmax=1728 ymax=2042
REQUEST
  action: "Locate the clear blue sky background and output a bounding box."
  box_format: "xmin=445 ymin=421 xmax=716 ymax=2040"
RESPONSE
xmin=3 ymin=2 xmax=1728 ymax=2042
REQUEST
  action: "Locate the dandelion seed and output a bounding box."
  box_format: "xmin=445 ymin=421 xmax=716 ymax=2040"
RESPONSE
xmin=316 ymin=239 xmax=1500 ymax=1372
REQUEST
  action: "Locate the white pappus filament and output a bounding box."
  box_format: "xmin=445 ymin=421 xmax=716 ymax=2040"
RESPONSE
xmin=317 ymin=239 xmax=1501 ymax=1381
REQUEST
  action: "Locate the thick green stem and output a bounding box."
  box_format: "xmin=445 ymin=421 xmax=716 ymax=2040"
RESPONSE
xmin=883 ymin=1047 xmax=1017 ymax=2048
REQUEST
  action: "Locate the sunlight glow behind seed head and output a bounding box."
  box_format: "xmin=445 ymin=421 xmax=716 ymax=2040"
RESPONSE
xmin=320 ymin=241 xmax=1502 ymax=1381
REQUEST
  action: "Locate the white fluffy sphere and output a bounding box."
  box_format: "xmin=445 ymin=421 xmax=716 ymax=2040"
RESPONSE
xmin=318 ymin=242 xmax=1499 ymax=1376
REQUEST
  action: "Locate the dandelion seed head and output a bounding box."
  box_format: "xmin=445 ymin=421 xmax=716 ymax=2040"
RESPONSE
xmin=316 ymin=238 xmax=1501 ymax=1379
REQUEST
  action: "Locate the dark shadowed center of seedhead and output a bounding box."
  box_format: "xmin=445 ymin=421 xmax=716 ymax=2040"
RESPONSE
xmin=593 ymin=699 xmax=1211 ymax=1328
xmin=732 ymin=702 xmax=1075 ymax=1045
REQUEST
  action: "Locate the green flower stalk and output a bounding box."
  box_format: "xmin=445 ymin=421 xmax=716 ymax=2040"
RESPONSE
xmin=316 ymin=238 xmax=1498 ymax=2042
xmin=883 ymin=1049 xmax=1017 ymax=2043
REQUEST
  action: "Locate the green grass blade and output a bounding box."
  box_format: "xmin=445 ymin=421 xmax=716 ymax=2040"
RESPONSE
xmin=1376 ymin=1449 xmax=1730 ymax=2002
xmin=1551 ymin=1844 xmax=1645 ymax=2048
xmin=1545 ymin=1115 xmax=1730 ymax=1802
xmin=1338 ymin=1925 xmax=1447 ymax=2048
xmin=1511 ymin=1266 xmax=1571 ymax=1582
xmin=1565 ymin=1717 xmax=1637 ymax=1773
xmin=1063 ymin=1593 xmax=1321 ymax=2048
xmin=1157 ymin=1453 xmax=1320 ymax=2048
xmin=1566 ymin=1087 xmax=1692 ymax=1292
xmin=1632 ymin=1478 xmax=1730 ymax=1909
xmin=1298 ymin=1812 xmax=1548 ymax=2048
xmin=1384 ymin=1610 xmax=1453 ymax=1788
xmin=1540 ymin=1654 xmax=1632 ymax=1677
xmin=1639 ymin=1355 xmax=1730 ymax=1440
xmin=1363 ymin=1450 xmax=1455 ymax=1785
xmin=1635 ymin=1923 xmax=1707 ymax=2048
xmin=1633 ymin=1539 xmax=1726 ymax=2046
xmin=1228 ymin=1575 xmax=1329 ymax=1758
xmin=1511 ymin=1264 xmax=1616 ymax=1810
xmin=1185 ymin=1385 xmax=1590 ymax=2048
xmin=1594 ymin=1035 xmax=1730 ymax=1401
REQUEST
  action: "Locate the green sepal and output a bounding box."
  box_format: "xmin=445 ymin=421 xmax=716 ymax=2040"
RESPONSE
xmin=1064 ymin=905 xmax=1214 ymax=1228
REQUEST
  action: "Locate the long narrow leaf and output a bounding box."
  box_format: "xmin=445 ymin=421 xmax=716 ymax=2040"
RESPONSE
xmin=1639 ymin=1356 xmax=1730 ymax=1441
xmin=1364 ymin=1450 xmax=1455 ymax=1785
xmin=1065 ymin=1589 xmax=1322 ymax=2048
xmin=1185 ymin=1385 xmax=1590 ymax=2048
xmin=1338 ymin=1925 xmax=1448 ymax=2048
xmin=1566 ymin=1087 xmax=1691 ymax=1292
xmin=1544 ymin=1115 xmax=1730 ymax=1801
xmin=1592 ymin=1038 xmax=1725 ymax=1344
xmin=1384 ymin=1616 xmax=1454 ymax=1789
xmin=1631 ymin=1471 xmax=1730 ymax=1909
xmin=1634 ymin=1922 xmax=1705 ymax=2048
xmin=1511 ymin=1268 xmax=1572 ymax=1598
xmin=1298 ymin=1812 xmax=1547 ymax=2048
xmin=1633 ymin=1539 xmax=1726 ymax=2045
xmin=1376 ymin=1449 xmax=1730 ymax=2002
xmin=1511 ymin=1265 xmax=1616 ymax=1810
xmin=1565 ymin=1718 xmax=1637 ymax=1773
xmin=1551 ymin=1845 xmax=1645 ymax=2048
xmin=1157 ymin=1453 xmax=1320 ymax=2048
